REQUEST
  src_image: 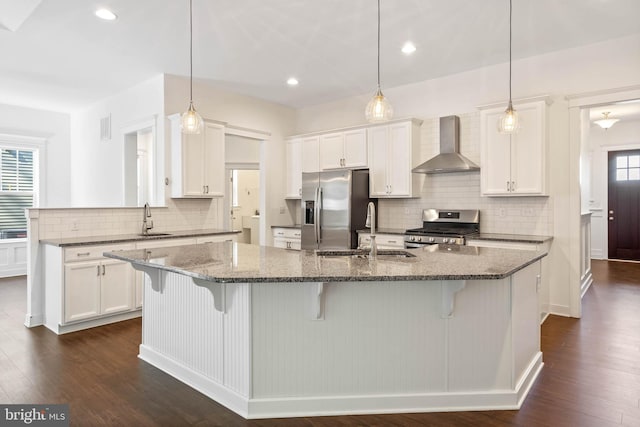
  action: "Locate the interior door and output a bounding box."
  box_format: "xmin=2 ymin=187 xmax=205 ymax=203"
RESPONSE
xmin=608 ymin=150 xmax=640 ymax=260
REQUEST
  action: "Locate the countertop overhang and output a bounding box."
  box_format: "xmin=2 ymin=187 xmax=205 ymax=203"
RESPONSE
xmin=104 ymin=241 xmax=547 ymax=283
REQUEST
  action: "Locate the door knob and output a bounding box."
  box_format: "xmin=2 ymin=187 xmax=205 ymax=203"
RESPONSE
xmin=609 ymin=210 xmax=614 ymax=214
xmin=609 ymin=217 xmax=614 ymax=221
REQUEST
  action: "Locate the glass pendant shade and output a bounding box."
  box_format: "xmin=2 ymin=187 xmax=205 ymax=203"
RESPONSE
xmin=594 ymin=112 xmax=619 ymax=129
xmin=181 ymin=101 xmax=203 ymax=134
xmin=498 ymin=101 xmax=519 ymax=134
xmin=366 ymin=88 xmax=393 ymax=123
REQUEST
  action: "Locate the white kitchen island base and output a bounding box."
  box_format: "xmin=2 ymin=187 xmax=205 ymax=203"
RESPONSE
xmin=135 ymin=261 xmax=542 ymax=419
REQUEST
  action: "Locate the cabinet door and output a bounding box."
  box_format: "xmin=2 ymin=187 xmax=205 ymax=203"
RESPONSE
xmin=387 ymin=122 xmax=412 ymax=197
xmin=100 ymin=259 xmax=134 ymax=315
xmin=319 ymin=132 xmax=345 ymax=170
xmin=273 ymin=237 xmax=288 ymax=249
xmin=367 ymin=126 xmax=389 ymax=197
xmin=64 ymin=261 xmax=101 ymax=323
xmin=203 ymin=123 xmax=225 ymax=197
xmin=182 ymin=131 xmax=206 ymax=196
xmin=286 ymin=139 xmax=303 ymax=198
xmin=481 ymin=108 xmax=512 ymax=195
xmin=511 ymin=102 xmax=545 ymax=195
xmin=343 ymin=129 xmax=367 ymax=168
xmin=301 ymin=136 xmax=320 ymax=173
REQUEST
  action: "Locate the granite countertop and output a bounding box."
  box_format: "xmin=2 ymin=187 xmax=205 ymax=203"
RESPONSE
xmin=467 ymin=233 xmax=553 ymax=244
xmin=104 ymin=241 xmax=547 ymax=283
xmin=271 ymin=224 xmax=302 ymax=229
xmin=40 ymin=229 xmax=241 ymax=247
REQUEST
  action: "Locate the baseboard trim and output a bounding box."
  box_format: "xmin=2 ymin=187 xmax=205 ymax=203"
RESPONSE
xmin=45 ymin=310 xmax=141 ymax=335
xmin=138 ymin=346 xmax=543 ymax=420
xmin=549 ymin=304 xmax=571 ymax=317
xmin=24 ymin=313 xmax=44 ymax=328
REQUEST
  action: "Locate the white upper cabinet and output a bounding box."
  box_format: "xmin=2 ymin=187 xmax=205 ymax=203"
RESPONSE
xmin=301 ymin=135 xmax=320 ymax=173
xmin=285 ymin=138 xmax=303 ymax=198
xmin=319 ymin=128 xmax=367 ymax=170
xmin=480 ymin=99 xmax=549 ymax=196
xmin=169 ymin=114 xmax=225 ymax=198
xmin=367 ymin=119 xmax=422 ymax=198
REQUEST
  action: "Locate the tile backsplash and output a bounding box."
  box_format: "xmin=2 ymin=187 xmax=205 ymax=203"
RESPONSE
xmin=32 ymin=198 xmax=222 ymax=240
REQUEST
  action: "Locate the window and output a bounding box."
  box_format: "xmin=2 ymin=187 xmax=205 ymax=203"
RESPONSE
xmin=616 ymin=154 xmax=640 ymax=181
xmin=0 ymin=148 xmax=35 ymax=238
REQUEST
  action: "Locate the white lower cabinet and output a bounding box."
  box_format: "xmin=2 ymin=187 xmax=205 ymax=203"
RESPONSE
xmin=272 ymin=227 xmax=301 ymax=250
xmin=64 ymin=258 xmax=134 ymax=323
xmin=60 ymin=243 xmax=135 ymax=325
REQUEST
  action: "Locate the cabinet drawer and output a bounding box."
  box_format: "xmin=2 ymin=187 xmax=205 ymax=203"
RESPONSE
xmin=64 ymin=243 xmax=134 ymax=262
xmin=272 ymin=228 xmax=301 ymax=239
xmin=196 ymin=234 xmax=237 ymax=244
xmin=274 ymin=237 xmax=300 ymax=250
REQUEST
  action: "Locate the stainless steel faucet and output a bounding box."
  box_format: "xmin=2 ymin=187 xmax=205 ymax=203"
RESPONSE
xmin=365 ymin=202 xmax=377 ymax=257
xmin=142 ymin=203 xmax=153 ymax=235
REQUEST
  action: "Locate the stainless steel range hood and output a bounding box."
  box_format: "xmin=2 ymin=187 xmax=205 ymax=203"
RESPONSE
xmin=412 ymin=115 xmax=480 ymax=174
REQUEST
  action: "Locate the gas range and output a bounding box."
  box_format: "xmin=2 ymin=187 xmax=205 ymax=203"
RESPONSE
xmin=404 ymin=209 xmax=479 ymax=248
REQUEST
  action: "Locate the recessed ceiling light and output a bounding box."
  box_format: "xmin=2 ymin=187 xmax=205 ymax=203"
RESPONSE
xmin=287 ymin=77 xmax=299 ymax=86
xmin=401 ymin=42 xmax=416 ymax=55
xmin=95 ymin=8 xmax=117 ymax=21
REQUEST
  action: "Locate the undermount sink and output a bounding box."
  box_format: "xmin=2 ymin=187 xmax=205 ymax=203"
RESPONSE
xmin=315 ymin=249 xmax=416 ymax=258
xmin=138 ymin=232 xmax=172 ymax=237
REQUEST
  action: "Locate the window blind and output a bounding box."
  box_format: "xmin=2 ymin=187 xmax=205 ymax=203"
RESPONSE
xmin=0 ymin=148 xmax=34 ymax=237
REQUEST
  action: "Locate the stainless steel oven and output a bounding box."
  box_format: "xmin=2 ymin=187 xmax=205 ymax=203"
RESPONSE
xmin=404 ymin=209 xmax=479 ymax=249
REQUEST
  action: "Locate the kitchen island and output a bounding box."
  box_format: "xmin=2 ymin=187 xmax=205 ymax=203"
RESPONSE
xmin=105 ymin=242 xmax=546 ymax=419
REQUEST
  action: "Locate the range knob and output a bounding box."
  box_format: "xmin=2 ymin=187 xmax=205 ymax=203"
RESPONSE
xmin=449 ymin=238 xmax=457 ymax=244
xmin=428 ymin=237 xmax=435 ymax=243
xmin=410 ymin=236 xmax=416 ymax=242
xmin=417 ymin=236 xmax=423 ymax=242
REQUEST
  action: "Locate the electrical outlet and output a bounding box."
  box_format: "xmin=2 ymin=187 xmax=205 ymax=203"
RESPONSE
xmin=524 ymin=207 xmax=535 ymax=217
xmin=279 ymin=206 xmax=285 ymax=214
xmin=71 ymin=220 xmax=79 ymax=231
xmin=498 ymin=208 xmax=506 ymax=217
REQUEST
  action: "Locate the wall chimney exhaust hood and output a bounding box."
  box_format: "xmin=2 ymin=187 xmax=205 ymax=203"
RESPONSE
xmin=412 ymin=115 xmax=480 ymax=174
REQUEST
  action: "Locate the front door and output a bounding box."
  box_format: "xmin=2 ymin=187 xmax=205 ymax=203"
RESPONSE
xmin=608 ymin=150 xmax=640 ymax=260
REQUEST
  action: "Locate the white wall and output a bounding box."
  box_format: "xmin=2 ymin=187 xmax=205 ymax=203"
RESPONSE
xmin=293 ymin=34 xmax=640 ymax=318
xmin=0 ymin=103 xmax=71 ymax=207
xmin=164 ymin=74 xmax=296 ymax=245
xmin=587 ymin=117 xmax=640 ymax=259
xmin=70 ymin=74 xmax=165 ymax=206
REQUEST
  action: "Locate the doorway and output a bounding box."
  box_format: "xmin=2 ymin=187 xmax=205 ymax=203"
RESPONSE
xmin=608 ymin=149 xmax=640 ymax=260
xmin=224 ymin=132 xmax=262 ymax=244
xmin=122 ymin=116 xmax=162 ymax=207
xmin=228 ymin=169 xmax=260 ymax=244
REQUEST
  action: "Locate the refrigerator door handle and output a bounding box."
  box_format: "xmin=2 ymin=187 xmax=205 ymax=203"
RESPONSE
xmin=316 ymin=187 xmax=322 ymax=243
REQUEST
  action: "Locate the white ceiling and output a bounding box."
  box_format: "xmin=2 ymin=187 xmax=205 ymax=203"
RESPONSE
xmin=1 ymin=0 xmax=640 ymax=113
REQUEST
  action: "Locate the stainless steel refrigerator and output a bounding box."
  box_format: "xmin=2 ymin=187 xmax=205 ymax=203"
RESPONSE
xmin=301 ymin=169 xmax=374 ymax=250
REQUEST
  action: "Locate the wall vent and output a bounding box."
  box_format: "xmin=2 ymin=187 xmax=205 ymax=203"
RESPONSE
xmin=100 ymin=114 xmax=111 ymax=141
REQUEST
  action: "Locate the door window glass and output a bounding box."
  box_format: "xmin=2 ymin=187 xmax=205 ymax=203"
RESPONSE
xmin=615 ymin=155 xmax=640 ymax=181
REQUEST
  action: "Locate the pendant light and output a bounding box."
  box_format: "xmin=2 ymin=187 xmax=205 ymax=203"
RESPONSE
xmin=181 ymin=0 xmax=203 ymax=134
xmin=594 ymin=112 xmax=619 ymax=130
xmin=497 ymin=0 xmax=519 ymax=134
xmin=365 ymin=0 xmax=393 ymax=123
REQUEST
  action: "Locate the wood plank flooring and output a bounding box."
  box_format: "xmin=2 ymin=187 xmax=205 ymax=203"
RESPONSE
xmin=1 ymin=259 xmax=639 ymax=426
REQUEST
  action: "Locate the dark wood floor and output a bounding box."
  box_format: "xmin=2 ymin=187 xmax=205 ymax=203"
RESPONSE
xmin=1 ymin=260 xmax=640 ymax=426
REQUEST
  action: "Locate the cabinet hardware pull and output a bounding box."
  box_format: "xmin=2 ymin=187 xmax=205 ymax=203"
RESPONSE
xmin=102 ymin=265 xmax=106 ymax=275
xmin=388 ymin=240 xmax=396 ymax=243
xmin=511 ymin=181 xmax=515 ymax=191
xmin=506 ymin=181 xmax=510 ymax=192
xmin=97 ymin=265 xmax=100 ymax=276
xmin=299 ymin=188 xmax=302 ymax=196
xmin=77 ymin=252 xmax=90 ymax=257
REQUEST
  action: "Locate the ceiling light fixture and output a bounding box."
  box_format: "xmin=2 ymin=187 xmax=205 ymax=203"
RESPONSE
xmin=287 ymin=77 xmax=299 ymax=86
xmin=594 ymin=112 xmax=619 ymax=130
xmin=95 ymin=8 xmax=117 ymax=21
xmin=497 ymin=0 xmax=519 ymax=134
xmin=401 ymin=42 xmax=416 ymax=55
xmin=181 ymin=0 xmax=203 ymax=134
xmin=365 ymin=0 xmax=393 ymax=123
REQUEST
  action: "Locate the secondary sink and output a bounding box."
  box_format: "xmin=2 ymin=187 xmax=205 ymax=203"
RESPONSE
xmin=138 ymin=232 xmax=172 ymax=237
xmin=315 ymin=249 xmax=416 ymax=258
